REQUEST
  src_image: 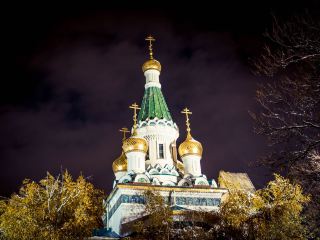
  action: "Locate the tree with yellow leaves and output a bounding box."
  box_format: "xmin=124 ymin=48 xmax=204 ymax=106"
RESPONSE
xmin=220 ymin=174 xmax=310 ymax=240
xmin=133 ymin=190 xmax=173 ymax=240
xmin=129 ymin=175 xmax=309 ymax=239
xmin=253 ymin=174 xmax=310 ymax=239
xmin=0 ymin=171 xmax=105 ymax=240
xmin=219 ymin=189 xmax=260 ymax=239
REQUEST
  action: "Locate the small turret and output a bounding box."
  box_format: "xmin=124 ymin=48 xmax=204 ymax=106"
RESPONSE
xmin=178 ymin=108 xmax=203 ymax=177
xmin=112 ymin=128 xmax=130 ymax=180
xmin=123 ymin=103 xmax=148 ymax=173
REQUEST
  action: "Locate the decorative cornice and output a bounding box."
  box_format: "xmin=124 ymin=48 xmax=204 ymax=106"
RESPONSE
xmin=138 ymin=118 xmax=178 ymax=130
xmin=116 ymin=183 xmax=228 ymax=193
xmin=145 ymin=82 xmax=161 ymax=89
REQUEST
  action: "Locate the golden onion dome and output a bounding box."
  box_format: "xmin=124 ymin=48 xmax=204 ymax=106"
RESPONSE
xmin=178 ymin=134 xmax=203 ymax=158
xmin=122 ymin=135 xmax=148 ymax=154
xmin=112 ymin=152 xmax=127 ymax=173
xmin=142 ymin=59 xmax=162 ymax=72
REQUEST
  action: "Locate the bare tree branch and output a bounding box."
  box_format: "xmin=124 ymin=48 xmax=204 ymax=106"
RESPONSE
xmin=251 ymin=14 xmax=320 ymax=237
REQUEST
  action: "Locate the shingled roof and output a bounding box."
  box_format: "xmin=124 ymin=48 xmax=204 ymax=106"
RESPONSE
xmin=138 ymin=86 xmax=172 ymax=122
xmin=218 ymin=171 xmax=255 ymax=192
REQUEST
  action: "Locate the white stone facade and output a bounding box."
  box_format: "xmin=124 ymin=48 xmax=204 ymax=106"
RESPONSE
xmin=144 ymin=69 xmax=161 ymax=89
xmin=181 ymin=155 xmax=202 ymax=177
xmin=137 ymin=120 xmax=179 ymax=168
xmin=105 ymin=184 xmax=228 ymax=237
xmin=126 ymin=151 xmax=146 ymax=173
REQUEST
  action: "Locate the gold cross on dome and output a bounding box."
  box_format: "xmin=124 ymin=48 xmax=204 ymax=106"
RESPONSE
xmin=145 ymin=35 xmax=155 ymax=59
xmin=129 ymin=102 xmax=141 ymax=131
xmin=119 ymin=127 xmax=130 ymax=141
xmin=181 ymin=107 xmax=192 ymax=135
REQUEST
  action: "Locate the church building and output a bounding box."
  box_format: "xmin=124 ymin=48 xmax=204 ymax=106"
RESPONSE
xmin=95 ymin=36 xmax=255 ymax=238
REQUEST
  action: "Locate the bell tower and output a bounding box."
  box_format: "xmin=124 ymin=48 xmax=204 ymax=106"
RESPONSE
xmin=136 ymin=35 xmax=179 ymax=168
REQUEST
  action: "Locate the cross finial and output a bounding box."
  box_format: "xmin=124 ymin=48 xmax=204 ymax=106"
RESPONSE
xmin=119 ymin=127 xmax=130 ymax=141
xmin=181 ymin=107 xmax=192 ymax=137
xmin=145 ymin=35 xmax=155 ymax=60
xmin=129 ymin=102 xmax=141 ymax=134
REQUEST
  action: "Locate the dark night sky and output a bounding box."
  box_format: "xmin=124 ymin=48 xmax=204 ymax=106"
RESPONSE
xmin=1 ymin=1 xmax=319 ymax=196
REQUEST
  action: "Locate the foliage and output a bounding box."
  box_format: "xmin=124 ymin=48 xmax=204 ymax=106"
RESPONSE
xmin=251 ymin=14 xmax=320 ymax=237
xmin=219 ymin=190 xmax=262 ymax=239
xmin=0 ymin=171 xmax=105 ymax=240
xmin=218 ymin=174 xmax=309 ymax=239
xmin=173 ymin=210 xmax=221 ymax=240
xmin=133 ymin=190 xmax=173 ymax=240
xmin=253 ymin=174 xmax=310 ymax=240
xmin=130 ymin=175 xmax=309 ymax=240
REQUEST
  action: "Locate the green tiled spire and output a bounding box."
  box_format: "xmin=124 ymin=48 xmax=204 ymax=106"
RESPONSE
xmin=138 ymin=87 xmax=172 ymax=122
